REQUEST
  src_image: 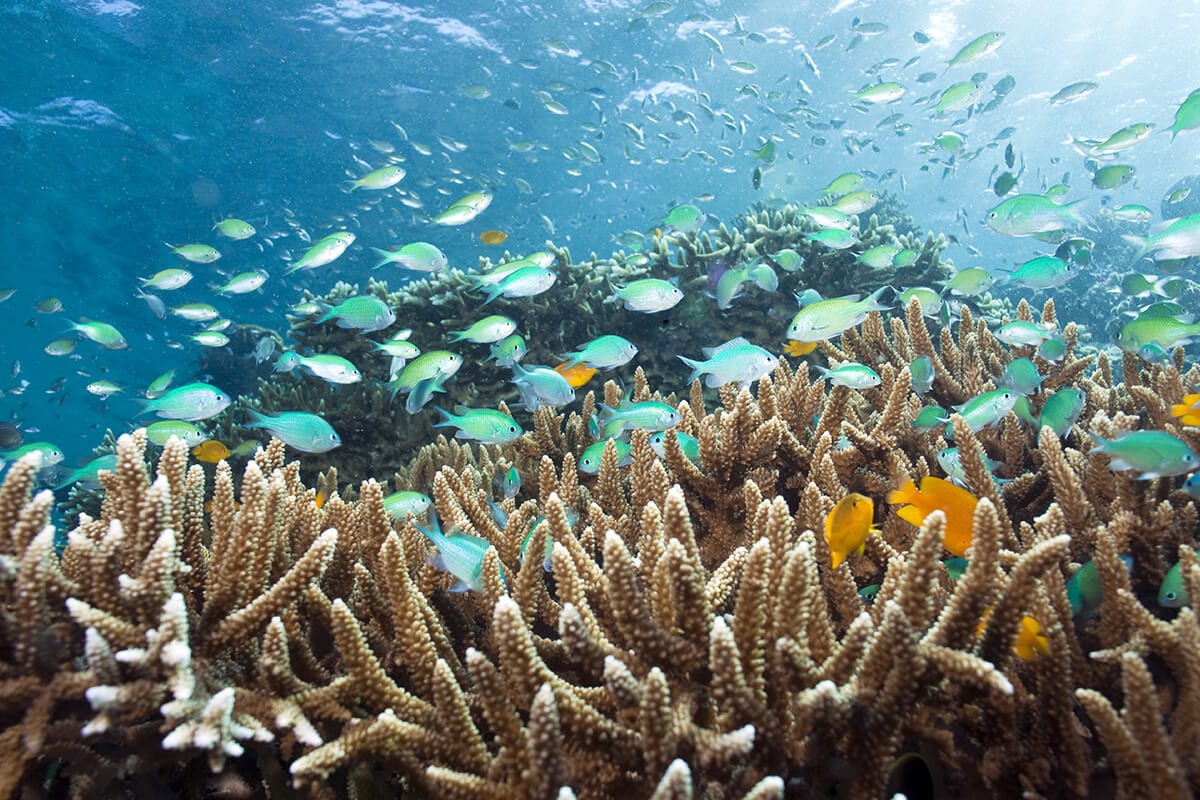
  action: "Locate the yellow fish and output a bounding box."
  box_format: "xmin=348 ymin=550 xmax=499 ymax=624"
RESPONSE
xmin=479 ymin=229 xmax=509 ymax=245
xmin=887 ymin=477 xmax=978 ymax=556
xmin=977 ymin=609 xmax=1051 ymax=662
xmin=825 ymin=493 xmax=877 ymax=569
xmin=1013 ymin=615 xmax=1050 ymax=662
xmin=553 ymin=360 xmax=598 ymax=389
xmin=783 ymin=340 xmax=819 ymax=357
xmin=192 ymin=440 xmax=231 ymax=463
xmin=1171 ymin=392 xmax=1200 ymax=426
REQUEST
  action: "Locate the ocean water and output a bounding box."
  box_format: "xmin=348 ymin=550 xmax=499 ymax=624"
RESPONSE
xmin=1 ymin=0 xmax=1198 ymax=475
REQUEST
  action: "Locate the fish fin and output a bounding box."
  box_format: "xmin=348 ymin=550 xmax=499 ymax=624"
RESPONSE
xmin=677 ymin=355 xmax=703 ymax=385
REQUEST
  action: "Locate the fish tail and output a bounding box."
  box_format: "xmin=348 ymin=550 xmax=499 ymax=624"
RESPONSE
xmin=243 ymin=408 xmax=268 ymax=428
xmin=1063 ymin=198 xmax=1089 ymax=225
xmin=676 ymin=355 xmax=703 ymax=385
xmin=1120 ymin=233 xmax=1150 ymax=260
xmin=370 ymin=247 xmax=396 ymax=269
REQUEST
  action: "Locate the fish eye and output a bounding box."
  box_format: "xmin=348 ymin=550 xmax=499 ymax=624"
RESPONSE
xmin=1166 ymin=591 xmax=1177 ymax=601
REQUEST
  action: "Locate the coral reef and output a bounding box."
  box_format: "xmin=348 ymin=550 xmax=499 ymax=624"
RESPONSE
xmin=225 ymin=196 xmax=956 ymax=485
xmin=3 ymin=296 xmax=1199 ymax=799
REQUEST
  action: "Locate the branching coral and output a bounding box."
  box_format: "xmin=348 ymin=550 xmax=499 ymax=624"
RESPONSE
xmin=3 ymin=291 xmax=1200 ymax=799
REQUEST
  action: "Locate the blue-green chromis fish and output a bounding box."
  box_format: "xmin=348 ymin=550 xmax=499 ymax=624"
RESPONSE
xmin=816 ymin=362 xmax=881 ymax=389
xmin=448 ymin=315 xmax=517 ymax=344
xmin=433 ymin=406 xmax=524 ymax=444
xmin=244 ymin=409 xmax=341 ymax=453
xmin=139 ymin=383 xmax=231 ymax=421
xmin=599 ymin=401 xmax=682 ymax=438
xmin=649 ymin=430 xmax=701 ymax=463
xmin=317 ymin=295 xmax=396 ymax=333
xmin=561 ymin=334 xmax=638 ymax=370
xmin=1088 ymin=431 xmax=1198 ymax=479
xmin=52 ymin=453 xmax=118 ymax=490
xmin=578 ymin=439 xmax=633 ymax=474
xmin=678 ymin=337 xmax=778 ymax=389
xmin=908 ymin=356 xmax=935 ymax=395
xmin=1158 ymin=551 xmax=1198 ymax=608
xmin=285 ymin=231 xmax=355 ymax=274
xmin=383 ymin=490 xmax=431 ymax=520
xmin=1069 ymin=557 xmax=1133 ymax=618
xmin=414 ymin=513 xmax=503 ymax=593
xmin=1038 ymin=388 xmax=1086 ymax=438
xmin=999 ymin=358 xmax=1044 ymax=395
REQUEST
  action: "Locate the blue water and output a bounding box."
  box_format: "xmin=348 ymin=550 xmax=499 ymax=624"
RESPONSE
xmin=2 ymin=0 xmax=1198 ymax=470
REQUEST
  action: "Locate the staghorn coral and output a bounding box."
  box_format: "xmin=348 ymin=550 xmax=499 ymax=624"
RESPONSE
xmin=2 ymin=297 xmax=1200 ymax=799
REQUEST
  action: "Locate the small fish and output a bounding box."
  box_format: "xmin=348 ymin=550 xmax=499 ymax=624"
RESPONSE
xmin=648 ymin=430 xmax=700 ymax=463
xmin=578 ymin=439 xmax=633 ymax=474
xmin=213 ymin=217 xmax=257 ymax=240
xmin=166 ymin=242 xmax=221 ymax=263
xmin=1158 ymin=552 xmax=1198 ymax=608
xmin=909 ymin=356 xmax=935 ymax=395
xmin=787 ymin=287 xmax=891 ymax=343
xmin=145 ymin=420 xmax=207 ymax=447
xmin=86 ymin=380 xmax=123 ymax=397
xmin=482 ymin=267 xmax=557 ymax=304
xmin=285 ymin=231 xmax=355 ymax=274
xmin=912 ymin=405 xmax=950 ymax=431
xmin=999 ymin=358 xmax=1044 ymax=395
xmin=347 ymin=164 xmax=406 ymax=191
xmin=1048 ymin=81 xmax=1098 ymax=105
xmin=384 ymin=490 xmax=432 ymax=520
xmin=1088 ymin=431 xmax=1198 ymax=479
xmin=276 ymin=352 xmax=362 ymax=385
xmin=0 ymin=423 xmax=22 ymax=450
xmin=138 ymin=382 xmax=231 ymax=421
xmin=414 ymin=513 xmax=503 ymax=593
xmin=215 ymin=270 xmax=268 ymax=295
xmin=171 ymin=303 xmax=221 ymax=322
xmin=1166 ymin=89 xmax=1200 ymax=141
xmin=1012 ymin=615 xmax=1050 ymax=662
xmin=480 ymin=229 xmax=509 ymax=245
xmin=448 ymin=315 xmax=517 ymax=344
xmin=495 ymin=466 xmax=521 ymax=500
xmin=1068 ymin=557 xmax=1133 ymax=618
xmin=511 ymin=363 xmax=574 ymax=410
xmin=140 ymin=268 xmax=193 ymax=291
xmin=392 ymin=351 xmax=463 ymax=394
xmin=599 ymin=400 xmax=681 ymax=439
xmin=487 ymin=334 xmax=527 ymax=367
xmin=433 ymin=406 xmax=524 ymax=444
xmin=816 ymin=362 xmax=881 ymax=389
xmin=52 ymin=453 xmax=118 ymax=490
xmin=0 ymin=441 xmax=64 ymax=467
xmin=994 ymin=320 xmax=1055 ymax=347
xmin=662 ymin=203 xmax=705 ymax=234
xmin=553 ymin=361 xmax=597 ymax=389
xmin=244 ymin=409 xmax=341 ymax=453
xmin=68 ymin=319 xmax=128 ymax=350
xmin=44 ymin=338 xmax=76 ymax=356
xmin=609 ymin=278 xmax=683 ymax=313
xmin=887 ymin=477 xmax=979 ymax=556
xmin=317 ymin=295 xmax=396 ymax=333
xmin=1039 ymin=388 xmax=1086 ymax=437
xmin=190 ymin=331 xmax=229 ymax=348
xmin=784 ymin=341 xmax=819 ymax=357
xmin=679 ymin=337 xmax=778 ymax=389
xmin=986 ymin=194 xmax=1086 ymax=237
xmin=433 ymin=191 xmax=493 ymax=226
xmin=561 ymin=334 xmax=638 ymax=370
xmin=945 ymin=32 xmax=1005 ymax=71
xmin=192 ymin=440 xmax=232 ymax=463
xmin=825 ymin=493 xmax=878 ymax=569
xmin=371 ymin=241 xmax=448 ymax=272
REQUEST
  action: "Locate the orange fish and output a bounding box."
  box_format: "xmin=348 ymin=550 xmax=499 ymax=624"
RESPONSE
xmin=976 ymin=609 xmax=1050 ymax=662
xmin=783 ymin=340 xmax=819 ymax=357
xmin=315 ymin=490 xmax=327 ymax=509
xmin=824 ymin=493 xmax=878 ymax=569
xmin=553 ymin=360 xmax=597 ymax=389
xmin=192 ymin=440 xmax=231 ymax=463
xmin=1013 ymin=615 xmax=1050 ymax=662
xmin=479 ymin=229 xmax=509 ymax=245
xmin=887 ymin=476 xmax=978 ymax=556
xmin=1171 ymin=392 xmax=1200 ymax=426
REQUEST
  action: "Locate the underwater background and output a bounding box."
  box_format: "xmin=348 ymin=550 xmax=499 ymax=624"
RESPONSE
xmin=1 ymin=0 xmax=1199 ymax=471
